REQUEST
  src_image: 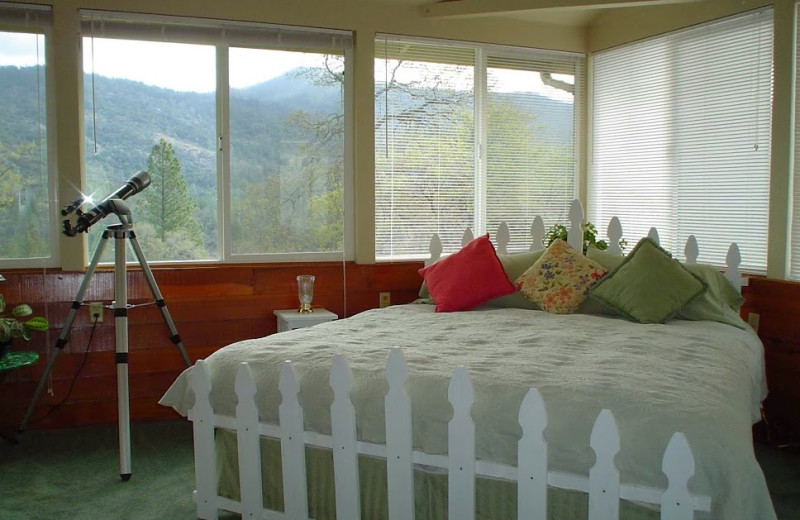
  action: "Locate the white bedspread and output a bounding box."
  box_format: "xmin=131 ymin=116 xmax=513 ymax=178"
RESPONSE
xmin=160 ymin=304 xmax=775 ymax=520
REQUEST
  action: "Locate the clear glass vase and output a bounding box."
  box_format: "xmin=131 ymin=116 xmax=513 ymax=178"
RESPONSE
xmin=296 ymin=275 xmax=315 ymax=313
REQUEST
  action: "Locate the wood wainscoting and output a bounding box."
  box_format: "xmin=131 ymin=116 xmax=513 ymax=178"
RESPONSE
xmin=3 ymin=267 xmax=798 ymax=441
xmin=742 ymin=277 xmax=800 ymax=445
xmin=0 ymin=261 xmax=423 ymax=430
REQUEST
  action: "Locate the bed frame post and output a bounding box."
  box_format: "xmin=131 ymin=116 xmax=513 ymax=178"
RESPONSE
xmin=517 ymin=388 xmax=548 ymax=517
xmin=190 ymin=360 xmax=219 ymax=520
xmin=331 ymin=355 xmax=361 ymax=520
xmin=589 ymin=410 xmax=621 ymax=520
xmin=386 ymin=349 xmax=415 ymax=520
xmin=448 ymin=368 xmax=476 ymax=520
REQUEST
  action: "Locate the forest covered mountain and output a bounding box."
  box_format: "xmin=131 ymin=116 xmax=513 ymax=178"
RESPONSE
xmin=0 ymin=64 xmax=573 ymax=260
xmin=0 ymin=64 xmax=571 ymax=184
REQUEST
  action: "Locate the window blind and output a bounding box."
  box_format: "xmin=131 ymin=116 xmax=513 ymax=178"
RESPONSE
xmin=590 ymin=8 xmax=773 ymax=272
xmin=375 ymin=37 xmax=475 ymax=259
xmin=375 ymin=35 xmax=582 ymax=260
xmin=485 ymin=51 xmax=580 ymax=253
xmin=0 ymin=2 xmax=50 ymax=32
xmin=80 ymin=10 xmax=352 ymax=52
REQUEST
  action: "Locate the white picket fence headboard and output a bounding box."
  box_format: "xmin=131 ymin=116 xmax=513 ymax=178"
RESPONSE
xmin=425 ymin=199 xmax=745 ymax=293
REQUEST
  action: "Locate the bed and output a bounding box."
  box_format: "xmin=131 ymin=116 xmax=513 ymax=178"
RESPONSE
xmin=159 ymin=201 xmax=776 ymax=520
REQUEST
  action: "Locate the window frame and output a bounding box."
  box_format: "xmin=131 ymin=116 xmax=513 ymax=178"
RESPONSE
xmin=0 ymin=3 xmax=58 ymax=269
xmin=374 ymin=34 xmax=584 ymax=261
xmin=79 ymin=11 xmax=354 ymax=265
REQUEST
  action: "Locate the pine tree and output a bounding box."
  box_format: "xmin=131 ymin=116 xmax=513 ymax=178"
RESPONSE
xmin=140 ymin=139 xmax=204 ymax=254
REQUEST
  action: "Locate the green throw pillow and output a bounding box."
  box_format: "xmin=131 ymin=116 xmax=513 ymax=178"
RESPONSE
xmin=588 ymin=237 xmax=707 ymax=324
xmin=576 ymin=247 xmax=624 ymax=316
xmin=586 ymin=246 xmax=625 ymax=271
xmin=678 ymin=263 xmax=746 ymax=329
xmin=486 ymin=250 xmax=543 ymax=309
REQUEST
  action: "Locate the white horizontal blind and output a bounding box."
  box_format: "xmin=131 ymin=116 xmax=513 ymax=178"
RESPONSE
xmin=790 ymin=4 xmax=800 ymax=280
xmin=590 ymin=9 xmax=773 ymax=271
xmin=375 ymin=37 xmax=476 ymax=259
xmin=79 ymin=10 xmax=351 ymax=52
xmin=375 ymin=36 xmax=582 ymax=260
xmin=0 ymin=2 xmax=50 ymax=31
xmin=486 ymin=53 xmax=580 ymax=252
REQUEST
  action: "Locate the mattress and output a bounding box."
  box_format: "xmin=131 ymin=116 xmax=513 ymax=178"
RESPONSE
xmin=160 ymin=304 xmax=776 ymax=520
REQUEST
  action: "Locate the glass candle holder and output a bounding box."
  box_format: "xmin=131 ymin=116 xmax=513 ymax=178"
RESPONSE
xmin=296 ymin=275 xmax=315 ymax=313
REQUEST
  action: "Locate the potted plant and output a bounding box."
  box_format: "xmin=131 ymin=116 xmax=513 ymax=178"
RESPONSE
xmin=0 ymin=293 xmax=49 ymax=359
xmin=543 ymin=221 xmax=627 ymax=254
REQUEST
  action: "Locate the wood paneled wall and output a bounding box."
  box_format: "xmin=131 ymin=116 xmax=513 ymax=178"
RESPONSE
xmin=0 ymin=261 xmax=423 ymax=430
xmin=3 ymin=267 xmax=799 ymax=442
xmin=741 ymin=277 xmax=800 ymax=444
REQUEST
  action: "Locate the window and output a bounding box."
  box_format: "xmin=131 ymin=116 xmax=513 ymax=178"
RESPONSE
xmin=0 ymin=4 xmax=54 ymax=267
xmin=590 ymin=9 xmax=773 ymax=272
xmin=375 ymin=36 xmax=583 ymax=260
xmin=81 ymin=11 xmax=352 ymax=263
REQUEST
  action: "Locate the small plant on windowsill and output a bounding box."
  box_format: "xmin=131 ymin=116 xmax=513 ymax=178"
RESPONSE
xmin=0 ymin=293 xmax=49 ymax=359
xmin=543 ymin=221 xmax=627 ymax=254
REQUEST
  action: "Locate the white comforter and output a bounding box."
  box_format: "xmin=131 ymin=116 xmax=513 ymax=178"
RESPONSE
xmin=160 ymin=304 xmax=775 ymax=520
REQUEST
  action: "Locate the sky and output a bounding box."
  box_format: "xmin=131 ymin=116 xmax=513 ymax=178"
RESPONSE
xmin=0 ymin=31 xmax=573 ymax=101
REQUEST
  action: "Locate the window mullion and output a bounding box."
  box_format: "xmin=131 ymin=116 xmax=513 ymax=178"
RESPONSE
xmin=217 ymin=43 xmax=231 ymax=262
xmin=474 ymin=48 xmax=488 ymax=238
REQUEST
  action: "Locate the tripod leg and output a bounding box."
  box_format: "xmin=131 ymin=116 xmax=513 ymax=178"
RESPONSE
xmin=18 ymin=234 xmax=110 ymax=432
xmin=113 ymin=228 xmax=132 ymax=481
xmin=127 ymin=231 xmax=190 ymax=367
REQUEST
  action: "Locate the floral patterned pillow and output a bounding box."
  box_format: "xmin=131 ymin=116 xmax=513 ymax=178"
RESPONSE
xmin=516 ymin=239 xmax=608 ymax=314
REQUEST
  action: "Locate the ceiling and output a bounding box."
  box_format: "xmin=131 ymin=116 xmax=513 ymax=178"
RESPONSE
xmin=367 ymin=0 xmax=697 ymax=27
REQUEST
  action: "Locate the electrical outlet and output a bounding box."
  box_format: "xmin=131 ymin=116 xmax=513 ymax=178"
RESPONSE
xmin=379 ymin=292 xmax=391 ymax=308
xmin=89 ymin=302 xmax=104 ymax=323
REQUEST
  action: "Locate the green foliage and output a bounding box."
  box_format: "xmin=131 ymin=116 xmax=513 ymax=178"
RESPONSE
xmin=0 ymin=141 xmax=50 ymax=259
xmin=139 ymin=139 xmax=206 ymax=260
xmin=0 ymin=293 xmax=49 ymax=343
xmin=543 ymin=221 xmax=627 ymax=254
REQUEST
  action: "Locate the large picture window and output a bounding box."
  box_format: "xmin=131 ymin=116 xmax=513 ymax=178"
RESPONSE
xmin=81 ymin=12 xmax=352 ymax=263
xmin=590 ymin=9 xmax=773 ymax=272
xmin=375 ymin=36 xmax=582 ymax=260
xmin=0 ymin=4 xmax=53 ymax=267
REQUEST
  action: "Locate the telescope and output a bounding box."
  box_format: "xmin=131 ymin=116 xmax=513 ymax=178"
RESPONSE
xmin=62 ymin=171 xmax=151 ymax=236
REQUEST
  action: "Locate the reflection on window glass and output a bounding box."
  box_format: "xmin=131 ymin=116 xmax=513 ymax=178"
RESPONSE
xmin=229 ymin=48 xmax=345 ymax=255
xmin=0 ymin=31 xmax=50 ymax=261
xmin=83 ymin=38 xmax=217 ymax=262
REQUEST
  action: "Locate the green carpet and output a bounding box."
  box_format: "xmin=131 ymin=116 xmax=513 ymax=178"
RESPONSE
xmin=0 ymin=420 xmax=798 ymax=519
xmin=0 ymin=421 xmax=198 ymax=520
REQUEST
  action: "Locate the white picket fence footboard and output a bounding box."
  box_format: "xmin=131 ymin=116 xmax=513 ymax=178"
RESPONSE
xmin=188 ymin=349 xmax=711 ymax=520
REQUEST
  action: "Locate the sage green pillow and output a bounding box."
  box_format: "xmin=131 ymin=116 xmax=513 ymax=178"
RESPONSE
xmin=588 ymin=237 xmax=707 ymax=324
xmin=577 ymin=247 xmax=623 ymax=316
xmin=586 ymin=246 xmax=625 ymax=271
xmin=486 ymin=250 xmax=544 ymax=309
xmin=677 ymin=263 xmax=746 ymax=329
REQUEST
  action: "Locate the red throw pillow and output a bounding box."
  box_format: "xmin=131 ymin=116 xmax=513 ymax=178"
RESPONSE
xmin=418 ymin=234 xmax=515 ymax=312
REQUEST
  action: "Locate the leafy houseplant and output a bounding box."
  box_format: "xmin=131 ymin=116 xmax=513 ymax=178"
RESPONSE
xmin=0 ymin=293 xmax=49 ymax=358
xmin=543 ymin=221 xmax=627 ymax=254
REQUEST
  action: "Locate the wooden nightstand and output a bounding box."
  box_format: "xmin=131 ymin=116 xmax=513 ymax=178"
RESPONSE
xmin=274 ymin=309 xmax=338 ymax=332
xmin=761 ymin=337 xmax=800 ymax=445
